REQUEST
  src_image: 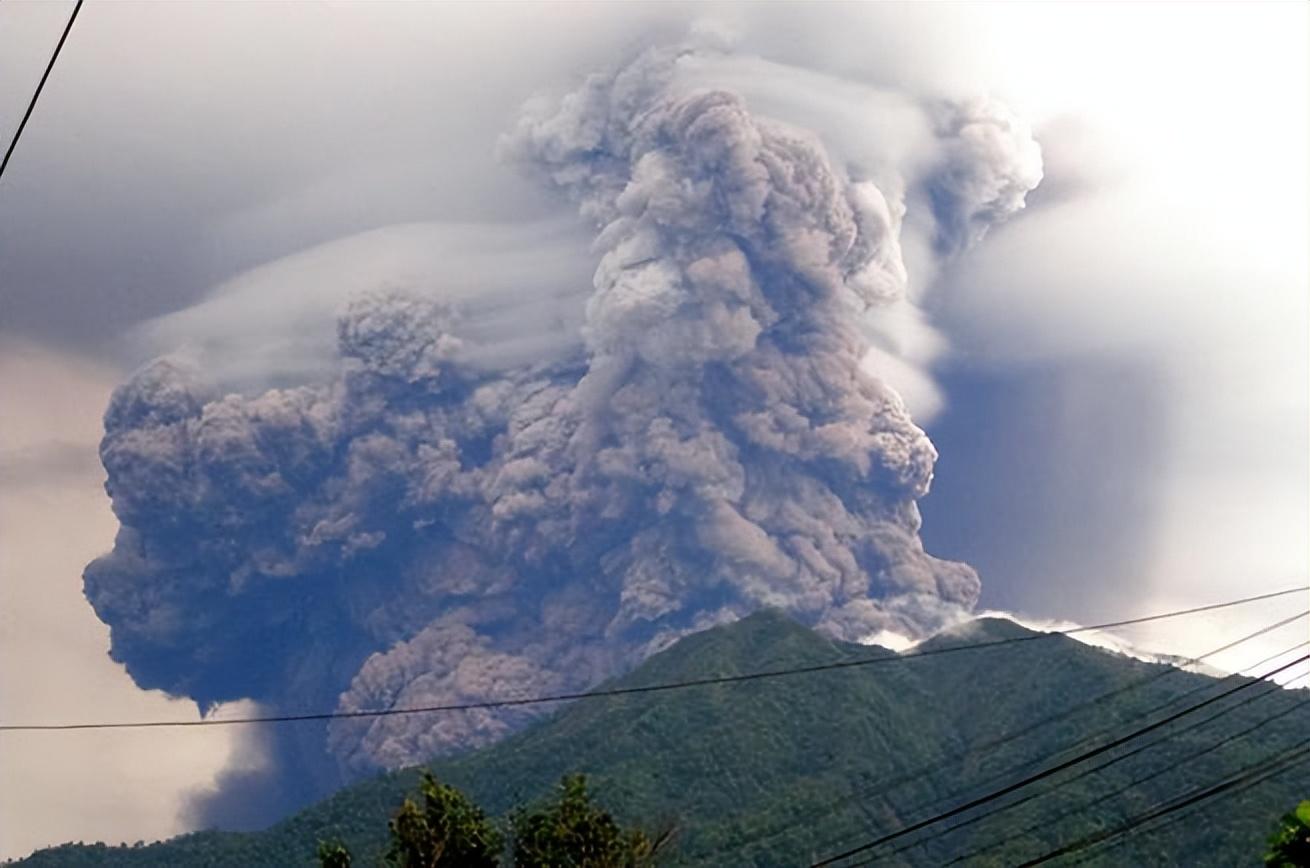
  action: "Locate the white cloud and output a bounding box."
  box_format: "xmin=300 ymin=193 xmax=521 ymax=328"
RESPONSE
xmin=969 ymin=606 xmax=1309 ymax=687
xmin=135 ymin=219 xmax=595 ymax=389
xmin=0 ymin=343 xmax=245 ymax=861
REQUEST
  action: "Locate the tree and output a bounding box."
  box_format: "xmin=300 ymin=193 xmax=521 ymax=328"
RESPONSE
xmin=384 ymin=771 xmax=503 ymax=867
xmin=317 ymin=772 xmax=669 ymax=867
xmin=1266 ymin=800 xmax=1310 ymax=868
xmin=511 ymin=774 xmax=671 ymax=868
xmin=316 ymin=840 xmax=352 ymax=868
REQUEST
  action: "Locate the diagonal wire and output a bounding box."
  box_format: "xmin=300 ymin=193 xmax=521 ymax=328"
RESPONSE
xmin=767 ymin=610 xmax=1307 ymax=862
xmin=1015 ymin=736 xmax=1310 ymax=866
xmin=843 ymin=649 xmax=1310 ymax=867
xmin=810 ymin=651 xmax=1309 ymax=866
xmin=1062 ymin=713 xmax=1310 ymax=866
xmin=0 ymin=0 xmax=83 ymax=184
xmin=951 ymin=694 xmax=1310 ymax=866
xmin=903 ymin=660 xmax=1310 ymax=866
xmin=4 ymin=587 xmax=1304 ymax=733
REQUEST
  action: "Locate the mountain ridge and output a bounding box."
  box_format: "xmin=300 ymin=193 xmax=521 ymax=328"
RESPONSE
xmin=15 ymin=611 xmax=1308 ymax=867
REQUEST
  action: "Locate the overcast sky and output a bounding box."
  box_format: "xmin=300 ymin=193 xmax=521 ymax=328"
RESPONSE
xmin=1 ymin=1 xmax=1306 ymax=859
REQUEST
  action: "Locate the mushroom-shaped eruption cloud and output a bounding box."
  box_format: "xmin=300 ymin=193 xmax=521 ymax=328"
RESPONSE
xmin=84 ymin=41 xmax=1041 ymax=806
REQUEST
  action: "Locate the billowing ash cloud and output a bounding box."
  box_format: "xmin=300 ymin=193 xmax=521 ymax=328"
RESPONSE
xmin=924 ymin=97 xmax=1044 ymax=256
xmin=84 ymin=39 xmax=1040 ymax=788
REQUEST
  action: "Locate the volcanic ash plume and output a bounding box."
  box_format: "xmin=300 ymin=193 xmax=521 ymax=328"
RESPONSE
xmin=84 ymin=42 xmax=1041 ymax=782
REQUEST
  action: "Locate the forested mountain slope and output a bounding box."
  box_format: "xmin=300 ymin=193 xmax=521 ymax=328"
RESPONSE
xmin=18 ymin=611 xmax=1308 ymax=867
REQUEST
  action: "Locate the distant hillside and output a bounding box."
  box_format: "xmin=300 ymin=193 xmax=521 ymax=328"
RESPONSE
xmin=17 ymin=611 xmax=1309 ymax=867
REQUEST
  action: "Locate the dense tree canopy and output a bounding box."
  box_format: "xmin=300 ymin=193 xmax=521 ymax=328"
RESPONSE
xmin=511 ymin=775 xmax=669 ymax=868
xmin=320 ymin=772 xmax=667 ymax=867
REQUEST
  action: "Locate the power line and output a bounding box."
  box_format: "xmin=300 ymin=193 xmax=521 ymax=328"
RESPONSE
xmin=917 ymin=663 xmax=1310 ymax=866
xmin=859 ymin=654 xmax=1310 ymax=864
xmin=715 ymin=610 xmax=1307 ymax=861
xmin=1015 ymin=736 xmax=1310 ymax=866
xmin=940 ymin=688 xmax=1310 ymax=866
xmin=910 ymin=637 xmax=1310 ymax=822
xmin=842 ymin=645 xmax=1309 ymax=867
xmin=1062 ymin=720 xmax=1310 ymax=866
xmin=910 ymin=613 xmax=1309 ymax=787
xmin=0 ymin=0 xmax=83 ymax=185
xmin=809 ymin=651 xmax=1309 ymax=866
xmin=2 ymin=586 xmax=1304 ymax=734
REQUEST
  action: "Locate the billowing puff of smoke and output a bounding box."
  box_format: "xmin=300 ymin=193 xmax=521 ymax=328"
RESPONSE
xmin=84 ymin=41 xmax=1041 ymax=784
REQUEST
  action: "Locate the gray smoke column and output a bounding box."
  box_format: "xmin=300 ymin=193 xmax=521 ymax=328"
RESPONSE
xmin=84 ymin=40 xmax=1041 ymax=788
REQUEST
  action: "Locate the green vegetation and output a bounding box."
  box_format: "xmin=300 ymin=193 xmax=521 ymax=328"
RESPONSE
xmin=315 ymin=840 xmax=352 ymax=868
xmin=16 ymin=612 xmax=1310 ymax=867
xmin=318 ymin=771 xmax=662 ymax=867
xmin=378 ymin=770 xmax=501 ymax=867
xmin=1265 ymin=800 xmax=1310 ymax=867
xmin=507 ymin=774 xmax=669 ymax=868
